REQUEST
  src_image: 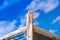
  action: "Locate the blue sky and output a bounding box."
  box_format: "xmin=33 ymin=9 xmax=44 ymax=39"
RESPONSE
xmin=0 ymin=0 xmax=60 ymax=38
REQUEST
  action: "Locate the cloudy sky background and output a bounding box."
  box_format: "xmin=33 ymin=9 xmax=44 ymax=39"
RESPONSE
xmin=0 ymin=0 xmax=60 ymax=39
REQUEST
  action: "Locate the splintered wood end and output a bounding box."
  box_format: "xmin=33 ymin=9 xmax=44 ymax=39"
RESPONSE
xmin=29 ymin=10 xmax=33 ymax=14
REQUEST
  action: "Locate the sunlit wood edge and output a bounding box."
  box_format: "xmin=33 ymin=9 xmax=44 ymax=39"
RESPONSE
xmin=0 ymin=27 xmax=27 ymax=40
xmin=33 ymin=25 xmax=60 ymax=40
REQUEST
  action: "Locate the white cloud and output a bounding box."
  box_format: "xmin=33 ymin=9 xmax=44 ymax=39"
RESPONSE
xmin=51 ymin=16 xmax=60 ymax=24
xmin=18 ymin=16 xmax=26 ymax=28
xmin=20 ymin=17 xmax=26 ymax=24
xmin=33 ymin=12 xmax=40 ymax=25
xmin=49 ymin=29 xmax=58 ymax=34
xmin=26 ymin=0 xmax=59 ymax=13
xmin=33 ymin=20 xmax=39 ymax=25
xmin=33 ymin=12 xmax=40 ymax=19
xmin=26 ymin=0 xmax=44 ymax=11
xmin=0 ymin=0 xmax=19 ymax=11
xmin=0 ymin=20 xmax=17 ymax=36
xmin=43 ymin=0 xmax=59 ymax=13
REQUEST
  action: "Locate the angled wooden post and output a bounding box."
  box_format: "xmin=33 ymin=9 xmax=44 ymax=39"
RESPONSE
xmin=0 ymin=27 xmax=26 ymax=40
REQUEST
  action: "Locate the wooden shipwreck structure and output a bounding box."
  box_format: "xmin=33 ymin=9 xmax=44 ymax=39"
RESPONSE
xmin=0 ymin=10 xmax=60 ymax=40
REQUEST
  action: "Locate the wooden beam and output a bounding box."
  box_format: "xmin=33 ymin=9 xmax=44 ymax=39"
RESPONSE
xmin=0 ymin=27 xmax=27 ymax=40
xmin=33 ymin=25 xmax=60 ymax=40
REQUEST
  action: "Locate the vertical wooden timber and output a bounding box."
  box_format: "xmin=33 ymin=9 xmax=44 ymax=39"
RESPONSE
xmin=26 ymin=10 xmax=34 ymax=40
